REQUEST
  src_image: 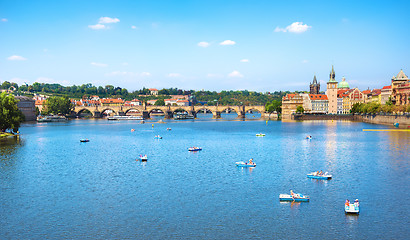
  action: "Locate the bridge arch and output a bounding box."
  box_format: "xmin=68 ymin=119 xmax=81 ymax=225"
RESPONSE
xmin=245 ymin=108 xmax=262 ymax=119
xmin=124 ymin=108 xmax=142 ymax=115
xmin=100 ymin=108 xmax=116 ymax=117
xmin=77 ymin=108 xmax=94 ymax=117
xmin=195 ymin=107 xmax=213 ymax=114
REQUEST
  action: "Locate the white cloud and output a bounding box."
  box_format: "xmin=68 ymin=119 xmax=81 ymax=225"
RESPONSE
xmin=88 ymin=24 xmax=107 ymax=30
xmin=220 ymin=40 xmax=236 ymax=45
xmin=240 ymin=59 xmax=249 ymax=63
xmin=1 ymin=18 xmax=7 ymax=22
xmin=7 ymin=55 xmax=27 ymax=61
xmin=141 ymin=72 xmax=151 ymax=77
xmin=167 ymin=73 xmax=181 ymax=77
xmin=274 ymin=27 xmax=287 ymax=33
xmin=274 ymin=22 xmax=311 ymax=33
xmin=228 ymin=70 xmax=244 ymax=78
xmin=91 ymin=62 xmax=108 ymax=67
xmin=131 ymin=25 xmax=138 ymax=29
xmin=98 ymin=17 xmax=120 ymax=24
xmin=302 ymin=60 xmax=308 ymax=63
xmin=197 ymin=41 xmax=210 ymax=47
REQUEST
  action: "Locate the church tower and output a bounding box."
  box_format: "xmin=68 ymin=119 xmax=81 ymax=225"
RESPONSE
xmin=309 ymin=75 xmax=320 ymax=94
xmin=326 ymin=65 xmax=338 ymax=114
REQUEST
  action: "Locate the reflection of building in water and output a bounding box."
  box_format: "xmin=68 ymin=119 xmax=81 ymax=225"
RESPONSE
xmin=324 ymin=120 xmax=337 ymax=165
xmin=387 ymin=132 xmax=410 ymax=170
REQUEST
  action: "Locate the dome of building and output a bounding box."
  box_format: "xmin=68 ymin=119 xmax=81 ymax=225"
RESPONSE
xmin=338 ymin=77 xmax=350 ymax=89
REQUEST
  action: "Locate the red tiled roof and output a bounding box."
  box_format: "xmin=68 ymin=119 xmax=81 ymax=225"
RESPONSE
xmin=309 ymin=94 xmax=328 ymax=100
xmin=35 ymin=100 xmax=46 ymax=105
xmin=149 ymin=88 xmax=158 ymax=91
xmin=100 ymin=98 xmax=124 ymax=104
xmin=362 ymin=90 xmax=371 ymax=94
xmin=371 ymin=89 xmax=381 ymax=96
xmin=283 ymin=94 xmax=296 ymax=100
xmin=382 ymin=85 xmax=391 ymax=89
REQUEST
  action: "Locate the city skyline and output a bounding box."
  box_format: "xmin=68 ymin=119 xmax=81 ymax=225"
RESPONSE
xmin=1 ymin=0 xmax=409 ymax=92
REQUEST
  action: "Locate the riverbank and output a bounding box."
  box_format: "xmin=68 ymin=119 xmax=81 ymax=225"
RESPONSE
xmin=289 ymin=113 xmax=410 ymax=128
xmin=0 ymin=132 xmax=16 ymax=139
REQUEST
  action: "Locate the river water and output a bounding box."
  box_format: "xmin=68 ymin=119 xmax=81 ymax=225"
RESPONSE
xmin=1 ymin=116 xmax=409 ymax=239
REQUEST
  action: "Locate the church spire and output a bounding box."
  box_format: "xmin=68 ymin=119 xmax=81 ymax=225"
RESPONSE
xmin=313 ymin=75 xmax=317 ymax=84
xmin=329 ymin=65 xmax=336 ymax=82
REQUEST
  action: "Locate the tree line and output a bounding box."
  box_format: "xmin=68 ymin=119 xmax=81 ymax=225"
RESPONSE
xmin=1 ymin=81 xmax=287 ymax=106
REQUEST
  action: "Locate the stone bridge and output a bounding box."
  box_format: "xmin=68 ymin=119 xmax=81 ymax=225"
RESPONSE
xmin=72 ymin=105 xmax=266 ymax=119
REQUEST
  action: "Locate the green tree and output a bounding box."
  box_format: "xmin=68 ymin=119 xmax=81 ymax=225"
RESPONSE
xmin=154 ymin=99 xmax=165 ymax=106
xmin=43 ymin=96 xmax=73 ymax=115
xmin=265 ymin=100 xmax=282 ymax=113
xmin=350 ymin=103 xmax=362 ymax=113
xmin=296 ymin=105 xmax=304 ymax=113
xmin=0 ymin=92 xmax=25 ymax=133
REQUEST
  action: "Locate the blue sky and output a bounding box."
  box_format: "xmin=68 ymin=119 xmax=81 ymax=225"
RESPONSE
xmin=1 ymin=0 xmax=409 ymax=92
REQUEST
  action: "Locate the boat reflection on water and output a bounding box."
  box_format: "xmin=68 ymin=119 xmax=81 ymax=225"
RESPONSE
xmin=345 ymin=213 xmax=359 ymax=224
xmin=279 ymin=200 xmax=301 ymax=210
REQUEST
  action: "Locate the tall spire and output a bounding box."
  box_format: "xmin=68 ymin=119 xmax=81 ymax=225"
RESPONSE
xmin=329 ymin=65 xmax=336 ymax=82
xmin=313 ymin=75 xmax=317 ymax=84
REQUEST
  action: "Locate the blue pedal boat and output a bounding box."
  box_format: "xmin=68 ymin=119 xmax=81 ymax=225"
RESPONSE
xmin=279 ymin=194 xmax=310 ymax=202
xmin=307 ymin=172 xmax=332 ymax=180
xmin=345 ymin=202 xmax=360 ymax=214
xmin=188 ymin=147 xmax=202 ymax=151
xmin=235 ymin=161 xmax=256 ymax=167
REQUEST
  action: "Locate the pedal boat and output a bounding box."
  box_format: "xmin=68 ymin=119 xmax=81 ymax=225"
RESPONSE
xmin=307 ymin=172 xmax=332 ymax=180
xmin=235 ymin=161 xmax=256 ymax=167
xmin=279 ymin=194 xmax=310 ymax=202
xmin=188 ymin=147 xmax=202 ymax=151
xmin=345 ymin=203 xmax=360 ymax=214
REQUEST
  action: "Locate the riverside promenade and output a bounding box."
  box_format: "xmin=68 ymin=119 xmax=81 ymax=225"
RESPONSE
xmin=291 ymin=113 xmax=410 ymax=128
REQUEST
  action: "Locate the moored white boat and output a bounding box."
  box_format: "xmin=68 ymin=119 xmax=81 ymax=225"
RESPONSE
xmin=107 ymin=115 xmax=143 ymax=120
xmin=139 ymin=155 xmax=148 ymax=161
xmin=37 ymin=115 xmax=67 ymax=122
xmin=256 ymin=133 xmax=265 ymax=137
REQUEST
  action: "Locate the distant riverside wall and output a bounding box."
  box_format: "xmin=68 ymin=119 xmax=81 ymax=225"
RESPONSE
xmin=354 ymin=114 xmax=410 ymax=128
xmin=287 ymin=113 xmax=410 ymax=128
xmin=291 ymin=114 xmax=354 ymax=121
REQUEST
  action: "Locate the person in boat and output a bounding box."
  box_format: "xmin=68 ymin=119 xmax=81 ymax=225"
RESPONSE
xmin=316 ymin=171 xmax=320 ymax=176
xmin=345 ymin=199 xmax=350 ymax=207
xmin=290 ymin=190 xmax=299 ymax=198
xmin=354 ymin=199 xmax=359 ymax=207
xmin=249 ymin=158 xmax=254 ymax=165
xmin=319 ymin=170 xmax=323 ymax=176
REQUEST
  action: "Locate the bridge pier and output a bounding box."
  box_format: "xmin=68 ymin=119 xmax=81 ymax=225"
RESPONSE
xmin=237 ymin=111 xmax=246 ymax=119
xmin=142 ymin=111 xmax=150 ymax=119
xmin=94 ymin=111 xmax=101 ymax=118
xmin=189 ymin=110 xmax=197 ymax=118
xmin=118 ymin=111 xmax=125 ymax=116
xmin=165 ymin=111 xmax=173 ymax=119
xmin=213 ymin=111 xmax=221 ymax=119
